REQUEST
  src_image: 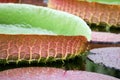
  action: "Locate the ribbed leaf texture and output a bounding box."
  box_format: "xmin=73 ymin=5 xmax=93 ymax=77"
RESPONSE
xmin=48 ymin=0 xmax=120 ymax=27
xmin=0 ymin=34 xmax=88 ymax=63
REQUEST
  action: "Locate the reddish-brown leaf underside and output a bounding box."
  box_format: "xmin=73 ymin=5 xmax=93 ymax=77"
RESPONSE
xmin=0 ymin=34 xmax=88 ymax=63
xmin=0 ymin=67 xmax=119 ymax=80
xmin=48 ymin=0 xmax=120 ymax=27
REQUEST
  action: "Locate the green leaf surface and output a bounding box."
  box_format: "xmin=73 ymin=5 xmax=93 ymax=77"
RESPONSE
xmin=0 ymin=3 xmax=91 ymax=41
xmin=87 ymin=0 xmax=120 ymax=5
xmin=0 ymin=24 xmax=56 ymax=35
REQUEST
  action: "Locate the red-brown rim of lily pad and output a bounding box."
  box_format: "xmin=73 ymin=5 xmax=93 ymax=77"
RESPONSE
xmin=0 ymin=67 xmax=119 ymax=80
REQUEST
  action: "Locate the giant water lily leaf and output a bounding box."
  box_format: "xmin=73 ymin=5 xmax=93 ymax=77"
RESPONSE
xmin=0 ymin=24 xmax=56 ymax=35
xmin=0 ymin=34 xmax=88 ymax=63
xmin=0 ymin=3 xmax=91 ymax=63
xmin=0 ymin=3 xmax=91 ymax=41
xmin=0 ymin=67 xmax=119 ymax=80
xmin=86 ymin=0 xmax=120 ymax=5
xmin=49 ymin=0 xmax=120 ymax=29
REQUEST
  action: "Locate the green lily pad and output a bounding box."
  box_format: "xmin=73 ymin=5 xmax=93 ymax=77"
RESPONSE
xmin=86 ymin=0 xmax=120 ymax=5
xmin=0 ymin=3 xmax=91 ymax=41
